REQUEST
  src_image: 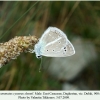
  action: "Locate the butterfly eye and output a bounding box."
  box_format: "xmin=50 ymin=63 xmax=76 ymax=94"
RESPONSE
xmin=47 ymin=50 xmax=48 ymax=51
xmin=37 ymin=56 xmax=42 ymax=58
xmin=53 ymin=50 xmax=55 ymax=51
xmin=59 ymin=41 xmax=61 ymax=44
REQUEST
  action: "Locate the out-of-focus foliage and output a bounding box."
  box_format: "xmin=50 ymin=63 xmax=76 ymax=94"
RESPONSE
xmin=0 ymin=1 xmax=99 ymax=90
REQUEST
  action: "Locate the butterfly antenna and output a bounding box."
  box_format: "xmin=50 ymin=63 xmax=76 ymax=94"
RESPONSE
xmin=39 ymin=57 xmax=43 ymax=72
xmin=29 ymin=34 xmax=31 ymax=36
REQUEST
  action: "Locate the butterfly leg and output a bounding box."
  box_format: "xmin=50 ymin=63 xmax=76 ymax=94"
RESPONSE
xmin=28 ymin=49 xmax=35 ymax=53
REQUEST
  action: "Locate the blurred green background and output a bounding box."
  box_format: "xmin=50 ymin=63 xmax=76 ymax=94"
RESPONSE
xmin=0 ymin=1 xmax=100 ymax=90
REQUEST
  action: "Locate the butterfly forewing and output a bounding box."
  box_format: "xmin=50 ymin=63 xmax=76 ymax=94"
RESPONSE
xmin=40 ymin=27 xmax=67 ymax=44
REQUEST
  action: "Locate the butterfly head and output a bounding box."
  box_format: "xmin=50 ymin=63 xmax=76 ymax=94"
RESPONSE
xmin=34 ymin=42 xmax=42 ymax=58
xmin=37 ymin=55 xmax=42 ymax=59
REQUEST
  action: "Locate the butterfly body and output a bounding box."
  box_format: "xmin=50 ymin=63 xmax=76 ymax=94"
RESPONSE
xmin=34 ymin=27 xmax=75 ymax=58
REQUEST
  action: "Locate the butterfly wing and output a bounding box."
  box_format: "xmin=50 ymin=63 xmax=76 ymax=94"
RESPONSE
xmin=39 ymin=27 xmax=64 ymax=44
xmin=39 ymin=27 xmax=75 ymax=57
